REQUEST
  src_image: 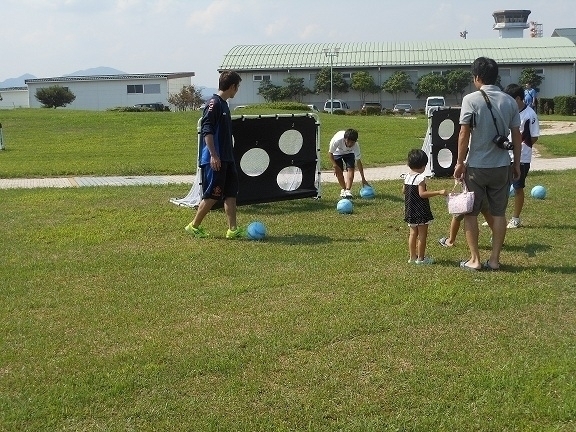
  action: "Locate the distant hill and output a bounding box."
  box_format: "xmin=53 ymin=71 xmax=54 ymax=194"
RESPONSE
xmin=65 ymin=67 xmax=126 ymax=76
xmin=1 ymin=69 xmax=213 ymax=97
xmin=199 ymin=87 xmax=217 ymax=100
xmin=0 ymin=67 xmax=127 ymax=88
xmin=0 ymin=74 xmax=36 ymax=88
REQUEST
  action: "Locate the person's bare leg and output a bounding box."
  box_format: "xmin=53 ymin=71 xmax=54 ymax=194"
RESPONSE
xmin=447 ymin=217 xmax=461 ymax=245
xmin=408 ymin=226 xmax=418 ymax=262
xmin=334 ymin=168 xmax=346 ymax=191
xmin=513 ymin=188 xmax=525 ymax=219
xmin=417 ymin=224 xmax=429 ymax=259
xmin=481 ymin=209 xmax=494 ymax=230
xmin=488 ymin=215 xmax=506 ymax=269
xmin=463 ymin=214 xmax=481 ymax=269
xmin=191 ymin=198 xmax=217 ymax=228
xmin=345 ymin=168 xmax=355 ymax=190
xmin=223 ymin=197 xmax=238 ymax=230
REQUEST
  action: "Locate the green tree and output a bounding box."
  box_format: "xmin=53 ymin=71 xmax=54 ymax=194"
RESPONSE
xmin=445 ymin=69 xmax=472 ymax=103
xmin=382 ymin=71 xmax=413 ymax=105
xmin=414 ymin=73 xmax=447 ymax=98
xmin=258 ymin=80 xmax=287 ymax=102
xmin=350 ymin=71 xmax=379 ymax=104
xmin=283 ymin=75 xmax=311 ymax=102
xmin=35 ymin=85 xmax=76 ymax=108
xmin=313 ymin=67 xmax=349 ymax=97
xmin=167 ymin=85 xmax=203 ymax=111
xmin=518 ymin=68 xmax=544 ymax=89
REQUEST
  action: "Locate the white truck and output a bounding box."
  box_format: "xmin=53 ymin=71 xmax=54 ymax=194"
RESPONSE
xmin=323 ymin=99 xmax=350 ymax=113
xmin=425 ymin=96 xmax=446 ymax=116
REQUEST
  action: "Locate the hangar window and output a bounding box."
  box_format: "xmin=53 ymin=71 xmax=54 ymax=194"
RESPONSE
xmin=127 ymin=85 xmax=143 ymax=94
xmin=144 ymin=84 xmax=160 ymax=94
xmin=253 ymin=74 xmax=271 ymax=82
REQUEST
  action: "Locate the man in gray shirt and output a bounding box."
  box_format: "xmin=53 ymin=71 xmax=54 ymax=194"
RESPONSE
xmin=453 ymin=57 xmax=521 ymax=271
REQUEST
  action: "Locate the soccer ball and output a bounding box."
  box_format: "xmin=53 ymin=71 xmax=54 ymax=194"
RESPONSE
xmin=336 ymin=199 xmax=353 ymax=214
xmin=360 ymin=185 xmax=375 ymax=199
xmin=531 ymin=185 xmax=547 ymax=199
xmin=246 ymin=221 xmax=267 ymax=240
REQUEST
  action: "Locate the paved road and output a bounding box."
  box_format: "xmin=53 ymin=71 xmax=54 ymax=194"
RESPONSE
xmin=1 ymin=157 xmax=575 ymax=190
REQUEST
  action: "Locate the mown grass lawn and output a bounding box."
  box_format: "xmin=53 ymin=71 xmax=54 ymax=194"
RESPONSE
xmin=1 ymin=171 xmax=576 ymax=431
xmin=1 ymin=108 xmax=574 ymax=178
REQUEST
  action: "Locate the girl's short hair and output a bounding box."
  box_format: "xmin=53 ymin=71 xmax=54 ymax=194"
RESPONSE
xmin=407 ymin=149 xmax=428 ymax=170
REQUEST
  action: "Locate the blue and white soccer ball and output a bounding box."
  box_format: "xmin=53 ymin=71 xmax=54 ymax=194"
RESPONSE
xmin=336 ymin=198 xmax=353 ymax=214
xmin=360 ymin=185 xmax=375 ymax=199
xmin=531 ymin=185 xmax=547 ymax=200
xmin=246 ymin=221 xmax=267 ymax=240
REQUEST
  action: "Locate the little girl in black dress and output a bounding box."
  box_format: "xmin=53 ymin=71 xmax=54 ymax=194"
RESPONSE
xmin=403 ymin=149 xmax=448 ymax=264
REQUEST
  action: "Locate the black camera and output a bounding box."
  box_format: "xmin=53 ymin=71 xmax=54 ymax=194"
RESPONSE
xmin=492 ymin=135 xmax=513 ymax=151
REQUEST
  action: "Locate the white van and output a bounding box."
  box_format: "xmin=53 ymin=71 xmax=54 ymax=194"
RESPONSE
xmin=425 ymin=96 xmax=446 ymax=115
xmin=323 ymin=99 xmax=350 ymax=113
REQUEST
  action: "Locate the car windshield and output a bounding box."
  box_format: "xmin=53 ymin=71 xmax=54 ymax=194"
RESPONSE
xmin=395 ymin=104 xmax=411 ymax=109
xmin=428 ymin=99 xmax=444 ymax=106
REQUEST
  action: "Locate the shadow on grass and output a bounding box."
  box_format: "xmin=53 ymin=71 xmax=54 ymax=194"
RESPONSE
xmin=374 ymin=193 xmax=404 ymax=203
xmin=242 ymin=196 xmax=399 ymax=215
xmin=243 ymin=199 xmax=333 ymax=215
xmin=263 ymin=234 xmax=369 ymax=246
xmin=435 ymin=258 xmax=576 ymax=275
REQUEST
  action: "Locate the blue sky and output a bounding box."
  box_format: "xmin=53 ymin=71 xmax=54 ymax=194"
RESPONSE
xmin=2 ymin=0 xmax=575 ymax=88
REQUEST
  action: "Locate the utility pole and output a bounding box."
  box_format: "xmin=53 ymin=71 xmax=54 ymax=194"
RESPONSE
xmin=323 ymin=47 xmax=340 ymax=114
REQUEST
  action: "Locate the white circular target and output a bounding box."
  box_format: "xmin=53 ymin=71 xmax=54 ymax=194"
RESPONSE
xmin=277 ymin=166 xmax=303 ymax=191
xmin=240 ymin=148 xmax=270 ymax=177
xmin=437 ymin=148 xmax=453 ymax=168
xmin=438 ymin=119 xmax=455 ymax=140
xmin=278 ymin=129 xmax=303 ymax=155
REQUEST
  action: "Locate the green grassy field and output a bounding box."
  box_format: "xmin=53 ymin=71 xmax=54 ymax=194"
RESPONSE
xmin=1 ymin=109 xmax=576 ymax=431
xmin=1 ymin=108 xmax=575 ymax=178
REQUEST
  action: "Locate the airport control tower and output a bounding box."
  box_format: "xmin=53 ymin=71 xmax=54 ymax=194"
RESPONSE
xmin=492 ymin=9 xmax=531 ymax=38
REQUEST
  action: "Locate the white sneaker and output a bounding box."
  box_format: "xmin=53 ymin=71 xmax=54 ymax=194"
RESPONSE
xmin=340 ymin=189 xmax=346 ymax=198
xmin=415 ymin=257 xmax=434 ymax=265
xmin=507 ymin=217 xmax=521 ymax=229
xmin=344 ymin=189 xmax=353 ymax=198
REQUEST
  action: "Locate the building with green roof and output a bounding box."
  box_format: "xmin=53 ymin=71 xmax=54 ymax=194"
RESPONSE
xmin=219 ymin=37 xmax=576 ymax=110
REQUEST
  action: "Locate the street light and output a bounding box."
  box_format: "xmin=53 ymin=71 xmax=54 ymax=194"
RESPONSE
xmin=323 ymin=47 xmax=340 ymax=114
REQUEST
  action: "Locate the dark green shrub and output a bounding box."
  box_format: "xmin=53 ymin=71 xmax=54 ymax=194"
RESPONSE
xmin=553 ymin=96 xmax=576 ymax=116
xmin=363 ymin=106 xmax=382 ymax=116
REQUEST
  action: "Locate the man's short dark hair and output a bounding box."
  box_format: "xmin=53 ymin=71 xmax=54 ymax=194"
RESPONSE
xmin=343 ymin=128 xmax=358 ymax=142
xmin=219 ymin=70 xmax=242 ymax=91
xmin=407 ymin=149 xmax=428 ymax=170
xmin=504 ymin=83 xmax=524 ymax=101
xmin=471 ymin=57 xmax=498 ymax=85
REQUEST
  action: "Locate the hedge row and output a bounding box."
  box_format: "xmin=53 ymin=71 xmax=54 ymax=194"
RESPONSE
xmin=538 ymin=96 xmax=576 ymax=115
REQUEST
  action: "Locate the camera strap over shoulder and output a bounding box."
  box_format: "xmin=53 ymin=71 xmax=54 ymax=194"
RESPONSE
xmin=479 ymin=89 xmax=503 ymax=137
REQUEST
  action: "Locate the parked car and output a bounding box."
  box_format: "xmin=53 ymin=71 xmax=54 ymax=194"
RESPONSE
xmin=392 ymin=103 xmax=414 ymax=114
xmin=425 ymin=96 xmax=446 ymax=115
xmin=323 ymin=99 xmax=350 ymax=113
xmin=361 ymin=102 xmax=383 ymax=113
